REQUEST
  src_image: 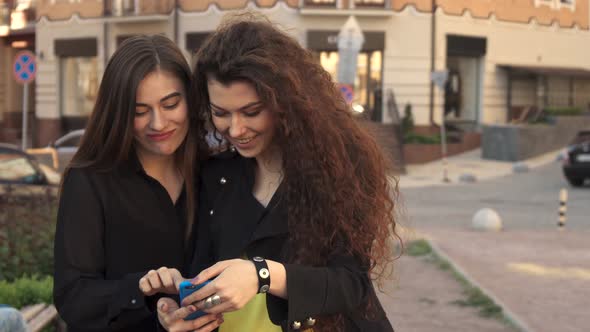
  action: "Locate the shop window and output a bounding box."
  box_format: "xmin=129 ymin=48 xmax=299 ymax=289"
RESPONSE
xmin=317 ymin=50 xmax=383 ymax=120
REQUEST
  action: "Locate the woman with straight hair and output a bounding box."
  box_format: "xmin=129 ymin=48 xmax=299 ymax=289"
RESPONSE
xmin=142 ymin=15 xmax=398 ymax=332
xmin=53 ymin=35 xmax=220 ymax=332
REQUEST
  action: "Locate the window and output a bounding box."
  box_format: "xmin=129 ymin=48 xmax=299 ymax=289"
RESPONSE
xmin=60 ymin=57 xmax=98 ymax=118
xmin=304 ymin=0 xmax=337 ymax=7
xmin=534 ymin=0 xmax=575 ymax=10
xmin=355 ymin=0 xmax=386 ymax=7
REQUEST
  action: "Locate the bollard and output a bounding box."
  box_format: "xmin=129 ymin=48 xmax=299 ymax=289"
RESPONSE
xmin=558 ymin=188 xmax=567 ymax=230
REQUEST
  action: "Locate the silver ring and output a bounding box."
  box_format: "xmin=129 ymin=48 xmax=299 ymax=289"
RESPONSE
xmin=211 ymin=294 xmax=222 ymax=306
xmin=204 ymin=296 xmax=214 ymax=309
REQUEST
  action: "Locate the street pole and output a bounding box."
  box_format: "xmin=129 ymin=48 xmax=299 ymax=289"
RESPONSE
xmin=430 ymin=70 xmax=450 ymax=183
xmin=440 ymin=106 xmax=450 ymax=182
xmin=22 ymin=83 xmax=29 ymax=150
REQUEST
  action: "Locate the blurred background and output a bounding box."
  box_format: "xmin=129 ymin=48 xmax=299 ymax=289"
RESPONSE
xmin=1 ymin=1 xmax=589 ymax=331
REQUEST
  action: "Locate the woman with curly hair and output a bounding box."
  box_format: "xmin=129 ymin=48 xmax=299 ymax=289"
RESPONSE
xmin=141 ymin=14 xmax=398 ymax=332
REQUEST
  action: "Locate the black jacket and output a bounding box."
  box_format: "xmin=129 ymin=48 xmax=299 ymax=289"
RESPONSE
xmin=191 ymin=152 xmax=394 ymax=332
xmin=54 ymin=155 xmax=192 ymax=332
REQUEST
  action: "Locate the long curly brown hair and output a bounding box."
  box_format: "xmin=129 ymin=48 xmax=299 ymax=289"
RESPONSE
xmin=193 ymin=13 xmax=400 ymax=330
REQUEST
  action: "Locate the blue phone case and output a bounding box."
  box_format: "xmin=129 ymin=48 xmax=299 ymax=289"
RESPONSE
xmin=179 ymin=280 xmax=210 ymax=320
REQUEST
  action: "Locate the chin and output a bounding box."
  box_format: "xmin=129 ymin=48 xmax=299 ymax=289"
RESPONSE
xmin=234 ymin=147 xmax=260 ymax=159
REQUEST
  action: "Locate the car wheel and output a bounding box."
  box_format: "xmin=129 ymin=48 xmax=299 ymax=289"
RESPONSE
xmin=567 ymin=177 xmax=584 ymax=187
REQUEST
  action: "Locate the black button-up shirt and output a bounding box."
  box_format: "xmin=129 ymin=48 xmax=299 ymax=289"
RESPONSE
xmin=54 ymin=154 xmax=191 ymax=332
xmin=192 ymin=152 xmax=394 ymax=332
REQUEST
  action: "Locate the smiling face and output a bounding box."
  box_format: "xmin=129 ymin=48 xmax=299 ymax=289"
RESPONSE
xmin=207 ymin=79 xmax=277 ymax=160
xmin=133 ymin=70 xmax=189 ymax=160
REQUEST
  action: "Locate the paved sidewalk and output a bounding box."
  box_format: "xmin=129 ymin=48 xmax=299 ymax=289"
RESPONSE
xmin=378 ymin=253 xmax=516 ymax=332
xmin=393 ymin=149 xmax=589 ymax=332
xmin=421 ymin=227 xmax=590 ymax=332
xmin=397 ymin=148 xmax=560 ymax=188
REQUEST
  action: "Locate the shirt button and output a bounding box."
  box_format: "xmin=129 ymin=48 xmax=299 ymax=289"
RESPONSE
xmin=209 ymin=210 xmax=214 ymax=216
xmin=220 ymin=177 xmax=227 ymax=184
xmin=306 ymin=317 xmax=316 ymax=327
xmin=131 ymin=299 xmax=137 ymax=305
xmin=291 ymin=321 xmax=301 ymax=330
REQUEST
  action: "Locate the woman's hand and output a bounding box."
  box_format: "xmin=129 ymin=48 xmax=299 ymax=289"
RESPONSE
xmin=181 ymin=259 xmax=259 ymax=314
xmin=157 ymin=297 xmax=224 ymax=332
xmin=139 ymin=267 xmax=185 ymax=296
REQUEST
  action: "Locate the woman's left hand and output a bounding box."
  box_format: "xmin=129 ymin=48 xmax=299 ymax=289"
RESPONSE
xmin=181 ymin=259 xmax=258 ymax=314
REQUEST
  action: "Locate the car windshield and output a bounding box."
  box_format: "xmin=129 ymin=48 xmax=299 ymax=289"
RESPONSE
xmin=0 ymin=154 xmax=38 ymax=182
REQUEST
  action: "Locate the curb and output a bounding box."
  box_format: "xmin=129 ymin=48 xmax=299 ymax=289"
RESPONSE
xmin=424 ymin=237 xmax=535 ymax=332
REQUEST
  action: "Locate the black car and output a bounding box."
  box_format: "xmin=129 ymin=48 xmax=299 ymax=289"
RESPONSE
xmin=562 ymin=131 xmax=590 ymax=187
xmin=0 ymin=143 xmax=55 ymax=185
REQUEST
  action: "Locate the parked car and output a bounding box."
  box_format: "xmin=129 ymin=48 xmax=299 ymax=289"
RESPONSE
xmin=0 ymin=143 xmax=61 ymax=187
xmin=561 ymin=130 xmax=590 ymax=187
xmin=26 ymin=129 xmax=84 ymax=172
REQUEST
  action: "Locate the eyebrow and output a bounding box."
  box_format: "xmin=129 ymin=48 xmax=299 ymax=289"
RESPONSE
xmin=135 ymin=92 xmax=181 ymax=107
xmin=210 ymin=101 xmax=262 ymax=112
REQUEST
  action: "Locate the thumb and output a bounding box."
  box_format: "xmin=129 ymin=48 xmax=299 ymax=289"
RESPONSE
xmin=157 ymin=297 xmax=179 ymax=314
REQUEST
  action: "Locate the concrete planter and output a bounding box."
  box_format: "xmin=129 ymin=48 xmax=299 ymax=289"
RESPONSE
xmin=482 ymin=115 xmax=590 ymax=161
xmin=403 ymin=132 xmax=481 ymax=164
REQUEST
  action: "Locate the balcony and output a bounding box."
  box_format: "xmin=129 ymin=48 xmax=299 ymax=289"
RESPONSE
xmin=300 ymin=0 xmax=392 ymax=17
xmin=0 ymin=0 xmax=36 ymax=37
xmin=104 ymin=0 xmax=174 ymax=23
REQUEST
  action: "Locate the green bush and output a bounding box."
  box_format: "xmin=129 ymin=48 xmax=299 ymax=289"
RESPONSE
xmin=0 ymin=187 xmax=58 ymax=281
xmin=544 ymin=106 xmax=583 ymax=116
xmin=0 ymin=275 xmax=53 ymax=308
xmin=404 ymin=132 xmax=442 ymax=144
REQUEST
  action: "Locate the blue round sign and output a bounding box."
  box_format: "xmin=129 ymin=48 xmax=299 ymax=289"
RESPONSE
xmin=13 ymin=50 xmax=36 ymax=84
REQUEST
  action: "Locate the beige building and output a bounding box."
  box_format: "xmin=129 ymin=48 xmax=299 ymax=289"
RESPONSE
xmin=3 ymin=0 xmax=588 ymax=146
xmin=0 ymin=0 xmax=36 ymax=145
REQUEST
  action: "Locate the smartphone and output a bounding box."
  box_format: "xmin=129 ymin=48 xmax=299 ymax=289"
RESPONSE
xmin=178 ymin=280 xmax=210 ymax=320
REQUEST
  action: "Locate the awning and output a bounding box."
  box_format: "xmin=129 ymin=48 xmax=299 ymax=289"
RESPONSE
xmin=497 ymin=64 xmax=590 ymax=78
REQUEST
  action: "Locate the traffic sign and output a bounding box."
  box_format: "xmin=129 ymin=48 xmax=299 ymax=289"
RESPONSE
xmin=338 ymin=84 xmax=354 ymax=104
xmin=430 ymin=70 xmax=449 ymax=90
xmin=13 ymin=50 xmax=36 ymax=84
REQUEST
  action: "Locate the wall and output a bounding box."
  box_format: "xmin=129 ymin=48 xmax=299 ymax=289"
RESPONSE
xmin=482 ymin=115 xmax=590 ymax=161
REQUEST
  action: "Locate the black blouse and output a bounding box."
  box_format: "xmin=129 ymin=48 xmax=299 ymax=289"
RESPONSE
xmin=53 ymin=155 xmax=191 ymax=332
xmin=192 ymin=152 xmax=394 ymax=332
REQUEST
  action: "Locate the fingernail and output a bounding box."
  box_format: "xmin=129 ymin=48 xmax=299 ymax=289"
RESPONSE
xmin=188 ymin=305 xmax=196 ymax=312
xmin=218 ymin=318 xmax=224 ymax=324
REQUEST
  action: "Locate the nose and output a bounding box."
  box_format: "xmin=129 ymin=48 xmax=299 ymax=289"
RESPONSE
xmin=228 ymin=114 xmax=247 ymax=138
xmin=149 ymin=108 xmax=168 ymax=131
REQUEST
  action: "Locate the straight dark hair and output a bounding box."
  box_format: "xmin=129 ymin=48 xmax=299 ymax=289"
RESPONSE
xmin=64 ymin=34 xmax=207 ymax=238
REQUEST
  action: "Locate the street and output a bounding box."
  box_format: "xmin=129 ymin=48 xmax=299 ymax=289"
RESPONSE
xmin=401 ymin=162 xmax=589 ymax=230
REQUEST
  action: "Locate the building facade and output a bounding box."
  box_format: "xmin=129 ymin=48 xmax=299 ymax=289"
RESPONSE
xmin=0 ymin=0 xmax=36 ymax=145
xmin=21 ymin=0 xmax=590 ymax=146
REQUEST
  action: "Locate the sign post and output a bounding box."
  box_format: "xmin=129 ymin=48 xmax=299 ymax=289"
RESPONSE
xmin=431 ymin=70 xmax=450 ymax=183
xmin=13 ymin=50 xmax=36 ymax=150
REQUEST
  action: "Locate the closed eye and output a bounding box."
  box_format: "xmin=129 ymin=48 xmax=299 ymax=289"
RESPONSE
xmin=162 ymin=95 xmax=182 ymax=110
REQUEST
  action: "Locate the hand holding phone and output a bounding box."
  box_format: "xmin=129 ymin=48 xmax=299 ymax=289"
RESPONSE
xmin=178 ymin=280 xmax=211 ymax=320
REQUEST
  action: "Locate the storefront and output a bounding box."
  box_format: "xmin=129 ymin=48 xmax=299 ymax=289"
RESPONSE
xmin=307 ymin=30 xmax=385 ymax=121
